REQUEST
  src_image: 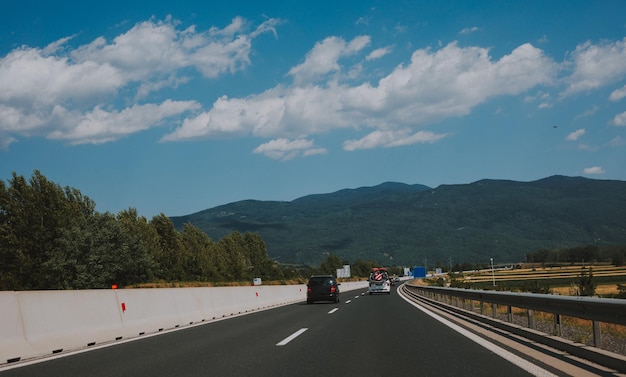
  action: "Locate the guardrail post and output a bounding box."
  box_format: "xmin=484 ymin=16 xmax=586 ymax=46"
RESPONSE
xmin=554 ymin=313 xmax=562 ymax=337
xmin=507 ymin=306 xmax=513 ymax=323
xmin=528 ymin=309 xmax=535 ymax=329
xmin=480 ymin=301 xmax=484 ymax=315
xmin=592 ymin=321 xmax=602 ymax=348
xmin=492 ymin=303 xmax=497 ymax=318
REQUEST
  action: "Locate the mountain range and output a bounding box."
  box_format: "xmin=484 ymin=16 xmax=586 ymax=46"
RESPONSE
xmin=170 ymin=176 xmax=626 ymax=267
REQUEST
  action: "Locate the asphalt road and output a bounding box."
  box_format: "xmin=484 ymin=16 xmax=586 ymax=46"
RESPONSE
xmin=1 ymin=287 xmax=542 ymax=377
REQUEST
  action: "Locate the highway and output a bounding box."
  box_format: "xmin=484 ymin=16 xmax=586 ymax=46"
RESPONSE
xmin=0 ymin=286 xmax=579 ymax=376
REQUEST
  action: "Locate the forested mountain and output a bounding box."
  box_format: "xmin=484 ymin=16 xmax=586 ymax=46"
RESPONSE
xmin=8 ymin=171 xmax=623 ymax=291
xmin=171 ymin=176 xmax=626 ymax=267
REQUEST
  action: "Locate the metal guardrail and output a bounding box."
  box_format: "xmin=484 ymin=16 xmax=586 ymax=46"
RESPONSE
xmin=403 ymin=284 xmax=626 ymax=347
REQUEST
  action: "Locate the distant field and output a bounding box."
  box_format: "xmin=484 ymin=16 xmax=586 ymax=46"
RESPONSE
xmin=458 ymin=265 xmax=626 ymax=295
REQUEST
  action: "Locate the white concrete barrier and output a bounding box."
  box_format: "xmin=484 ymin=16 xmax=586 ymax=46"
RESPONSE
xmin=17 ymin=290 xmax=124 ymax=359
xmin=0 ymin=280 xmax=369 ymax=365
xmin=116 ymin=288 xmax=185 ymax=336
xmin=0 ymin=292 xmax=33 ymax=363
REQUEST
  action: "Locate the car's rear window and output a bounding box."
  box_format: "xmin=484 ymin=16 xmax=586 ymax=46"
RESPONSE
xmin=309 ymin=277 xmax=333 ymax=286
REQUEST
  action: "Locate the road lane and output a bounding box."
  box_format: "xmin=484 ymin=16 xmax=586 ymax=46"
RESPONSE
xmin=1 ymin=287 xmax=547 ymax=377
xmin=273 ymin=289 xmax=538 ymax=377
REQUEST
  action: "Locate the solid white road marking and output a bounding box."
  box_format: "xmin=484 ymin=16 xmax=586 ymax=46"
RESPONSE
xmin=397 ymin=289 xmax=558 ymax=377
xmin=328 ymin=308 xmax=339 ymax=314
xmin=276 ymin=328 xmax=308 ymax=346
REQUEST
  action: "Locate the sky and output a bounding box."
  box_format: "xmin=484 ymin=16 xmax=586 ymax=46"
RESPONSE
xmin=1 ymin=0 xmax=625 ymax=218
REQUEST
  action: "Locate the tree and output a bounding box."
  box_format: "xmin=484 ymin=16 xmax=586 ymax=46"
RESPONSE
xmin=116 ymin=208 xmax=157 ymax=285
xmin=578 ymin=267 xmax=596 ymax=296
xmin=180 ymin=223 xmax=218 ymax=281
xmin=351 ymin=260 xmax=378 ymax=277
xmin=216 ymin=232 xmax=251 ymax=281
xmin=150 ymin=213 xmax=185 ymax=281
xmin=320 ymin=254 xmax=343 ymax=275
xmin=0 ymin=171 xmax=95 ymax=289
xmin=244 ymin=232 xmax=281 ymax=280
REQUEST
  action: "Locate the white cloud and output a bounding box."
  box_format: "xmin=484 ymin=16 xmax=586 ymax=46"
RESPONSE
xmin=366 ymin=47 xmax=392 ymax=61
xmin=566 ymin=128 xmax=585 ymax=141
xmin=355 ymin=16 xmax=369 ymax=26
xmin=0 ymin=134 xmax=17 ymax=151
xmin=252 ymin=138 xmax=320 ymax=160
xmin=609 ymin=135 xmax=625 ymax=147
xmin=0 ymin=16 xmax=275 ymax=146
xmin=303 ymin=148 xmax=327 ymax=157
xmin=287 ymin=35 xmax=370 ymax=85
xmin=611 ymin=111 xmax=626 ymax=126
xmin=574 ymin=105 xmax=599 ymax=120
xmin=0 ymin=47 xmax=123 ymax=108
xmin=164 ymin=41 xmax=558 ymax=156
xmin=562 ymin=38 xmax=626 ymax=97
xmin=583 ymin=166 xmax=605 ymax=175
xmin=71 ymin=16 xmax=277 ymax=82
xmin=343 ymin=129 xmax=448 ymax=151
xmin=459 ymin=26 xmax=479 ymax=35
xmin=48 ymin=100 xmax=200 ymax=144
xmin=524 ymin=91 xmax=552 ymax=108
xmin=609 ymin=85 xmax=626 ymax=101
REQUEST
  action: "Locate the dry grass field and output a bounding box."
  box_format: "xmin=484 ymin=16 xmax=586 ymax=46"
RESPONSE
xmin=459 ymin=265 xmax=626 ymax=295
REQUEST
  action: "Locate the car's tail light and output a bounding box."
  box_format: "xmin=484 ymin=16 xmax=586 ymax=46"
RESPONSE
xmin=307 ymin=287 xmax=312 ymax=294
xmin=330 ymin=286 xmax=336 ymax=293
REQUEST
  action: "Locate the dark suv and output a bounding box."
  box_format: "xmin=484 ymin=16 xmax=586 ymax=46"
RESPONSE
xmin=306 ymin=275 xmax=340 ymax=304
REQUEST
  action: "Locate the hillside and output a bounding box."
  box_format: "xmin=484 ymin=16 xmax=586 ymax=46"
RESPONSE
xmin=170 ymin=176 xmax=626 ymax=267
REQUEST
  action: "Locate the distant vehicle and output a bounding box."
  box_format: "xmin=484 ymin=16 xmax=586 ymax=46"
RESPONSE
xmin=307 ymin=275 xmax=340 ymax=304
xmin=368 ymin=268 xmax=391 ymax=295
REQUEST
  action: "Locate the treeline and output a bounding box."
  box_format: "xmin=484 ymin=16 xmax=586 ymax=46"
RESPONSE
xmin=525 ymin=245 xmax=626 ymax=266
xmin=319 ymin=254 xmax=404 ymax=277
xmin=0 ymin=171 xmax=291 ymax=290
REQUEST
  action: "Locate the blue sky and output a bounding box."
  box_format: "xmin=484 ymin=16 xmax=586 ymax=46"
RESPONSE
xmin=1 ymin=0 xmax=625 ymax=218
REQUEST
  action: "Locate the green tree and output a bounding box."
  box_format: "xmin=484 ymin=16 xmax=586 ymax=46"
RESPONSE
xmin=181 ymin=223 xmax=218 ymax=281
xmin=150 ymin=213 xmax=185 ymax=281
xmin=244 ymin=232 xmax=281 ymax=280
xmin=319 ymin=254 xmax=343 ymax=275
xmin=216 ymin=232 xmax=251 ymax=280
xmin=578 ymin=267 xmax=597 ymax=296
xmin=50 ymin=212 xmax=119 ymax=288
xmin=351 ymin=260 xmax=378 ymax=277
xmin=0 ymin=171 xmax=95 ymax=290
xmin=116 ymin=208 xmax=157 ymax=285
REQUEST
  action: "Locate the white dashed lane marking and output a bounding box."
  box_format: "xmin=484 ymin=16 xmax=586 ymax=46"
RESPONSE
xmin=276 ymin=328 xmax=308 ymax=346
